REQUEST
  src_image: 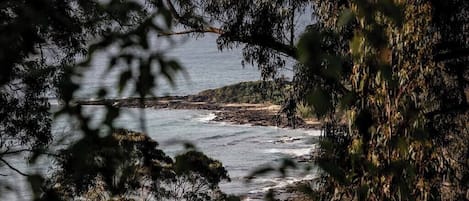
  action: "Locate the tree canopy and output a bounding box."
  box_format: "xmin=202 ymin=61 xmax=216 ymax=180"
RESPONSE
xmin=0 ymin=0 xmax=468 ymax=200
xmin=0 ymin=0 xmax=156 ymax=165
xmin=165 ymin=0 xmax=468 ymax=200
xmin=0 ymin=1 xmax=234 ymax=200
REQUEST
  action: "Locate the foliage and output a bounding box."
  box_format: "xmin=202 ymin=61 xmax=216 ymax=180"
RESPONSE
xmin=195 ymin=80 xmax=289 ymax=105
xmin=0 ymin=0 xmax=235 ymax=200
xmin=165 ymin=0 xmax=468 ymax=200
xmin=0 ymin=0 xmax=142 ymax=196
xmin=0 ymin=0 xmax=153 ymax=171
xmin=42 ymin=129 xmax=230 ymax=201
xmin=297 ymin=1 xmax=469 ymax=200
xmin=162 ymin=0 xmax=311 ymax=79
xmin=296 ymin=101 xmax=313 ymax=119
xmin=1 ymin=0 xmax=468 ymax=200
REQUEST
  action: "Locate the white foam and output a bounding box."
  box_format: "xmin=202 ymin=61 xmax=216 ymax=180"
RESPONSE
xmin=304 ymin=129 xmax=322 ymax=136
xmin=194 ymin=113 xmax=216 ymax=123
xmin=275 ymin=136 xmax=302 ymax=143
xmin=263 ymin=148 xmax=312 ymax=157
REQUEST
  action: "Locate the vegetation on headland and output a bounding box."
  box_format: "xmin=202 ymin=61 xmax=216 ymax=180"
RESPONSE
xmin=196 ymin=80 xmax=289 ymax=105
xmin=77 ymin=80 xmax=321 ymax=129
xmin=77 ymin=80 xmax=287 ymax=106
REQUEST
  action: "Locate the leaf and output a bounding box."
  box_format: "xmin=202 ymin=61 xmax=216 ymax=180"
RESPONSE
xmin=358 ymin=184 xmax=369 ymax=201
xmin=174 ymin=151 xmax=230 ymax=186
xmin=377 ymin=0 xmax=404 ymax=26
xmin=297 ymin=30 xmax=322 ymax=65
xmin=306 ymin=89 xmax=332 ymax=118
xmin=359 ymin=77 xmax=366 ymax=92
xmin=103 ymin=105 xmax=120 ymax=127
xmin=158 ymin=6 xmax=173 ymax=29
xmin=183 ymin=142 xmax=196 ymax=150
xmin=350 ymin=34 xmax=364 ymax=59
xmin=317 ymin=160 xmax=347 ymax=184
xmin=158 ymin=59 xmax=176 ymax=87
xmin=246 ymin=166 xmax=275 ymax=182
xmin=397 ymin=137 xmax=408 ymax=156
xmin=264 ymin=189 xmax=276 ymax=201
xmin=379 ymin=64 xmax=393 ymax=82
xmin=319 ymin=139 xmax=335 ymax=152
xmin=338 ymin=9 xmax=355 ymax=28
xmin=322 ymin=55 xmax=343 ymax=79
xmin=118 ymin=70 xmax=132 ymax=94
xmin=355 ymin=110 xmax=373 ymax=136
xmin=297 ymin=183 xmax=317 ymax=199
xmin=97 ymin=88 xmax=107 ymax=98
xmin=340 ymin=92 xmax=357 ymax=110
xmin=365 ymin=24 xmax=387 ymax=48
xmin=28 ymin=174 xmax=45 ymax=200
xmin=278 ymin=158 xmax=297 ymax=177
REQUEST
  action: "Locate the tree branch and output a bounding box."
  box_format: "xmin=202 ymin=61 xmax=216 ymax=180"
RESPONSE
xmin=158 ymin=27 xmax=223 ymax=36
xmin=0 ymin=148 xmax=59 ymax=157
xmin=0 ymin=158 xmax=29 ymax=177
xmin=159 ymin=27 xmax=297 ymax=58
xmin=163 ymin=0 xmax=224 ymax=34
xmin=165 ymin=0 xmax=200 ymax=28
xmin=226 ymin=34 xmax=298 ymax=59
xmin=163 ymin=0 xmax=297 ymax=59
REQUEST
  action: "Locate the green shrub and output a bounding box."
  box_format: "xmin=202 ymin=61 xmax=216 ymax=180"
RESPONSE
xmin=296 ymin=101 xmax=313 ymax=119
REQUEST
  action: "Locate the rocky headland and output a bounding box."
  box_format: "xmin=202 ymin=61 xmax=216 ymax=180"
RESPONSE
xmin=75 ymin=81 xmax=323 ymax=200
xmin=76 ymin=81 xmax=322 ymax=130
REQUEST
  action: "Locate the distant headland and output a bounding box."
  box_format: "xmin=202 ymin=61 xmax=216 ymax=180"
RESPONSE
xmin=76 ymin=81 xmax=322 ymax=130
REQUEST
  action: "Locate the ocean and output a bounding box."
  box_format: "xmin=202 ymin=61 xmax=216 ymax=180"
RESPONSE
xmin=3 ymin=34 xmax=319 ymax=200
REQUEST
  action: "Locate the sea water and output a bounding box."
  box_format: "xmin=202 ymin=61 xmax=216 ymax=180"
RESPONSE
xmin=2 ymin=35 xmax=318 ymax=200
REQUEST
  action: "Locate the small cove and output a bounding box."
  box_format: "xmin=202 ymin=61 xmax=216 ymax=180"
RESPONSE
xmin=2 ymin=35 xmax=315 ymax=200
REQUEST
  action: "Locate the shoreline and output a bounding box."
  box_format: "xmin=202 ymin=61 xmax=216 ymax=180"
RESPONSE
xmin=75 ymin=81 xmax=323 ymax=200
xmin=76 ymin=96 xmax=323 ymax=130
xmin=77 ymin=96 xmax=321 ymax=200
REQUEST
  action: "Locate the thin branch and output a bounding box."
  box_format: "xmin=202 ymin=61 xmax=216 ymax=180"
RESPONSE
xmin=163 ymin=0 xmax=224 ymax=35
xmin=0 ymin=148 xmax=60 ymax=157
xmin=1 ymin=149 xmax=30 ymax=156
xmin=163 ymin=0 xmax=297 ymax=59
xmin=165 ymin=0 xmax=180 ymax=20
xmin=158 ymin=28 xmax=223 ymax=36
xmin=0 ymin=158 xmax=29 ymax=177
xmin=161 ymin=28 xmax=298 ymax=59
xmin=165 ymin=0 xmax=200 ymax=28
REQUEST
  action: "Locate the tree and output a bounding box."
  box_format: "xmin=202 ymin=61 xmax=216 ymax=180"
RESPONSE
xmin=0 ymin=0 xmax=153 ymax=174
xmin=163 ymin=0 xmax=468 ymax=200
xmin=0 ymin=1 xmax=234 ymax=200
xmin=43 ymin=129 xmax=231 ymax=201
xmin=2 ymin=0 xmax=468 ymax=200
xmin=301 ymin=1 xmax=468 ymax=200
xmin=161 ymin=0 xmax=308 ymax=79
